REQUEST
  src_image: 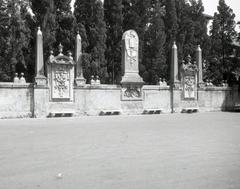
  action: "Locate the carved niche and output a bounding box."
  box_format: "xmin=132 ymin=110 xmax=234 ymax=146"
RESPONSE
xmin=47 ymin=49 xmax=75 ymax=101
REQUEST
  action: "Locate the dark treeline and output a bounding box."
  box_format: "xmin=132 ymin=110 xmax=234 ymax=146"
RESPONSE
xmin=0 ymin=0 xmax=239 ymax=85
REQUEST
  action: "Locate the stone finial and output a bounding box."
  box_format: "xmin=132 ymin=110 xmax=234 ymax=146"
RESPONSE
xmin=186 ymin=54 xmax=192 ymax=64
xmin=90 ymin=75 xmax=95 ymax=85
xmin=20 ymin=73 xmax=26 ymax=83
xmin=58 ymin=43 xmax=63 ymax=55
xmin=96 ymin=75 xmax=101 ymax=85
xmin=68 ymin=51 xmax=73 ymax=60
xmin=37 ymin=27 xmax=42 ymax=35
xmin=49 ymin=50 xmax=54 ymax=62
xmin=172 ymin=41 xmax=177 ymax=49
xmin=14 ymin=73 xmax=19 ymax=83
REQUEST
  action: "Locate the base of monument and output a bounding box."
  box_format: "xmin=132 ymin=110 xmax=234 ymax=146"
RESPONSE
xmin=75 ymin=77 xmax=86 ymax=86
xmin=121 ymin=73 xmax=144 ymax=84
xmin=180 ymin=100 xmax=199 ymax=113
xmin=35 ymin=75 xmax=47 ymax=86
xmin=172 ymin=81 xmax=181 ymax=89
xmin=198 ymin=82 xmax=205 ymax=88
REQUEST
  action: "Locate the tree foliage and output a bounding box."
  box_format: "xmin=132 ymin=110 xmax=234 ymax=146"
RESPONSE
xmin=104 ymin=0 xmax=123 ymax=84
xmin=74 ymin=0 xmax=107 ymax=83
xmin=0 ymin=0 xmax=239 ymax=85
xmin=208 ymin=0 xmax=237 ymax=84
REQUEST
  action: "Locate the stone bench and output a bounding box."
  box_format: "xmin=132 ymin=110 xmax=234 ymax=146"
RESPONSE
xmin=142 ymin=109 xmax=162 ymax=115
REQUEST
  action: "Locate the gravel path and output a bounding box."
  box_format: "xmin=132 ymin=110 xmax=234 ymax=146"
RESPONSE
xmin=0 ymin=112 xmax=240 ymax=189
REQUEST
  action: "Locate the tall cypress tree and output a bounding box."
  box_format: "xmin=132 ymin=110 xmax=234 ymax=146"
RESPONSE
xmin=208 ymin=0 xmax=237 ymax=83
xmin=1 ymin=0 xmax=31 ymax=81
xmin=31 ymin=0 xmax=57 ymax=57
xmin=55 ymin=0 xmax=76 ymax=54
xmin=104 ymin=0 xmax=123 ymax=83
xmin=0 ymin=0 xmax=10 ymax=81
xmin=74 ymin=0 xmax=107 ymax=83
xmin=143 ymin=0 xmax=167 ymax=84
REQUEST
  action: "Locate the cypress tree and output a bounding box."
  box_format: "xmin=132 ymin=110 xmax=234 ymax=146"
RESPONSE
xmin=31 ymin=0 xmax=57 ymax=57
xmin=74 ymin=0 xmax=107 ymax=83
xmin=208 ymin=0 xmax=237 ymax=83
xmin=1 ymin=0 xmax=31 ymax=81
xmin=55 ymin=0 xmax=76 ymax=54
xmin=104 ymin=0 xmax=123 ymax=83
xmin=143 ymin=0 xmax=167 ymax=84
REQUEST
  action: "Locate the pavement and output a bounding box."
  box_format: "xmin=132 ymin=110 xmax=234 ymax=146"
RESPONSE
xmin=0 ymin=112 xmax=240 ymax=189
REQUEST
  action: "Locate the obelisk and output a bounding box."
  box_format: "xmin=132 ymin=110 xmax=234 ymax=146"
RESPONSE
xmin=196 ymin=45 xmax=204 ymax=88
xmin=75 ymin=31 xmax=86 ymax=86
xmin=171 ymin=41 xmax=180 ymax=88
xmin=35 ymin=27 xmax=46 ymax=85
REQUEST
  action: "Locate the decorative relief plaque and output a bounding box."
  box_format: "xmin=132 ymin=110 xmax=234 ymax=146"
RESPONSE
xmin=184 ymin=75 xmax=195 ymax=99
xmin=52 ymin=67 xmax=70 ymax=99
xmin=121 ymin=85 xmax=143 ymax=101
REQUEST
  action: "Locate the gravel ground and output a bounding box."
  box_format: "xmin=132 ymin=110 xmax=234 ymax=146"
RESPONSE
xmin=0 ymin=112 xmax=240 ymax=189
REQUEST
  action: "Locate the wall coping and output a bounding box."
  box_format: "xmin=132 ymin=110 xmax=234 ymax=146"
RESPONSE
xmin=143 ymin=85 xmax=170 ymax=90
xmin=74 ymin=84 xmax=171 ymax=91
xmin=0 ymin=82 xmax=33 ymax=89
xmin=0 ymin=82 xmax=232 ymax=92
xmin=198 ymin=86 xmax=232 ymax=91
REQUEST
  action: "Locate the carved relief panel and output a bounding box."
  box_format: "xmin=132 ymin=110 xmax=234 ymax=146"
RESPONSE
xmin=52 ymin=65 xmax=71 ymax=99
xmin=181 ymin=55 xmax=198 ymax=100
xmin=47 ymin=50 xmax=75 ymax=101
xmin=121 ymin=85 xmax=143 ymax=101
xmin=183 ymin=75 xmax=196 ymax=99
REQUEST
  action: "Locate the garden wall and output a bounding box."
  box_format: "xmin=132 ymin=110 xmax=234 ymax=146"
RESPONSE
xmin=0 ymin=82 xmax=238 ymax=119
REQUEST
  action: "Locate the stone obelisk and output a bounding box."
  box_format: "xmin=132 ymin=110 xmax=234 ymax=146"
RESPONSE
xmin=196 ymin=45 xmax=204 ymax=88
xmin=35 ymin=27 xmax=46 ymax=85
xmin=171 ymin=41 xmax=180 ymax=88
xmin=75 ymin=31 xmax=86 ymax=86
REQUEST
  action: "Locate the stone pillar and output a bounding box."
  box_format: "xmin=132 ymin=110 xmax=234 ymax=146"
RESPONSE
xmin=34 ymin=27 xmax=48 ymax=118
xmin=196 ymin=45 xmax=204 ymax=88
xmin=75 ymin=31 xmax=86 ymax=86
xmin=35 ymin=27 xmax=47 ymax=85
xmin=171 ymin=41 xmax=180 ymax=88
xmin=121 ymin=30 xmax=143 ymax=84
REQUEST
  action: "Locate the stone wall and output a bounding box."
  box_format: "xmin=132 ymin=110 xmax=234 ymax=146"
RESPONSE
xmin=0 ymin=83 xmax=33 ymax=118
xmin=0 ymin=82 xmax=238 ymax=119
